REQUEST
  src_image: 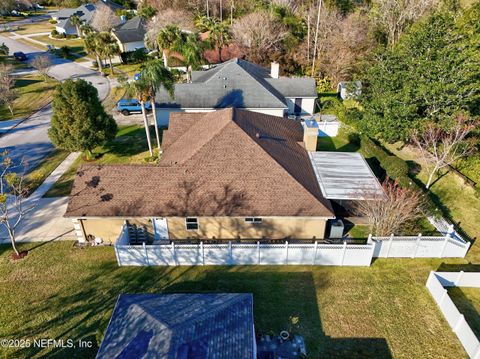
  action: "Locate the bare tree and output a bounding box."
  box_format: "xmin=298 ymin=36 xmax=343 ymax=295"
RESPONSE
xmin=411 ymin=116 xmax=477 ymax=189
xmin=0 ymin=151 xmax=35 ymax=259
xmin=231 ymin=11 xmax=288 ymax=64
xmin=370 ymin=0 xmax=439 ymax=46
xmin=144 ymin=9 xmax=194 ymax=50
xmin=353 ymin=179 xmax=423 ymax=236
xmin=311 ymin=0 xmax=322 ymax=75
xmin=0 ymin=64 xmax=17 ymax=116
xmin=91 ymin=4 xmax=120 ymax=32
xmin=31 ymin=55 xmax=52 ymax=82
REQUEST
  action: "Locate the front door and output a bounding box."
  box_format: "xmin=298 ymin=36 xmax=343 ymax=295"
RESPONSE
xmin=152 ymin=218 xmax=169 ymax=240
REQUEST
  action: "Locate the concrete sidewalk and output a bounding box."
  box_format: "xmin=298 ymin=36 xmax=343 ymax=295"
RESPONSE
xmin=0 ymin=152 xmax=80 ymax=243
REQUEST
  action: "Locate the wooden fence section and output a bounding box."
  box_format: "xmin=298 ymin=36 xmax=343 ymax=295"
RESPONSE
xmin=426 ymin=272 xmax=480 ymax=359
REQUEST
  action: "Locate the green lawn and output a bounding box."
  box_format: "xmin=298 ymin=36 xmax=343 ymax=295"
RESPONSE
xmin=44 ymin=125 xmax=155 ymax=197
xmin=0 ymin=240 xmax=474 ymax=358
xmin=31 ymin=35 xmax=88 ymax=59
xmin=14 ymin=21 xmax=54 ymax=35
xmin=24 ymin=149 xmax=70 ymax=196
xmin=449 ymin=287 xmax=480 ymax=339
xmin=0 ymin=75 xmax=57 ymax=121
xmin=384 ymin=143 xmax=480 ymax=242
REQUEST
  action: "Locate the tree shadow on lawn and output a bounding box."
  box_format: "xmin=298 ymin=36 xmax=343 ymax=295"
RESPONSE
xmin=11 ymin=262 xmax=392 ymax=359
xmin=98 ymin=126 xmax=158 ymax=159
xmin=14 ymin=78 xmax=42 ymax=89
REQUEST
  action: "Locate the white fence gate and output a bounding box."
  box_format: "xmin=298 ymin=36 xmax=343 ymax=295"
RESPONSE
xmin=114 ymin=225 xmax=470 ymax=267
xmin=426 ymin=271 xmax=480 ymax=358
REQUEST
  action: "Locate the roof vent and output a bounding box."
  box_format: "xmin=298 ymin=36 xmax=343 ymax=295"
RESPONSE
xmin=255 ymin=133 xmax=261 ymax=138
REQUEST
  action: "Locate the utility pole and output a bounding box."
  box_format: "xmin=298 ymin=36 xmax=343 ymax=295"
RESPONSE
xmin=311 ymin=0 xmax=322 ymax=76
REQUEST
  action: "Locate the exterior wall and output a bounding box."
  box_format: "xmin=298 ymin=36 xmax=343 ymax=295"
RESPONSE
xmin=286 ymin=97 xmax=316 ymax=115
xmin=155 ymin=108 xmax=285 ymax=127
xmin=166 ymin=216 xmax=328 ymax=240
xmin=75 ymin=216 xmax=328 ymax=242
xmin=122 ymin=41 xmax=145 ymax=53
xmin=81 ymin=218 xmax=152 ymax=244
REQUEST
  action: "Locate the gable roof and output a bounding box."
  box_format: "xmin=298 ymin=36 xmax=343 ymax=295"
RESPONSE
xmin=65 ymin=109 xmax=333 ymax=218
xmin=96 ymin=293 xmax=255 ymax=359
xmin=113 ymin=16 xmax=146 ymax=43
xmin=155 ymin=58 xmax=317 ymax=110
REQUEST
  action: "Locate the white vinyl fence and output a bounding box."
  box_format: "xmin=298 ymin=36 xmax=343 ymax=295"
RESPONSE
xmin=371 ymin=233 xmax=470 ymax=258
xmin=114 ymin=226 xmax=470 ymax=267
xmin=426 ymin=271 xmax=480 ymax=358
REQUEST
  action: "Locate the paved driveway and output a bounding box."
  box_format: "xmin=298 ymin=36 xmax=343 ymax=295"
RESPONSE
xmin=0 ymin=34 xmax=109 ymax=171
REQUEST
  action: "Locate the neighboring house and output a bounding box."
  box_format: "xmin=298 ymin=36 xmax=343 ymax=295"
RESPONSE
xmin=52 ymin=0 xmax=123 ymax=36
xmin=111 ymin=16 xmax=146 ymax=53
xmin=64 ymin=108 xmax=334 ymax=243
xmin=154 ymin=58 xmax=318 ymax=126
xmin=96 ymin=293 xmax=255 ymax=359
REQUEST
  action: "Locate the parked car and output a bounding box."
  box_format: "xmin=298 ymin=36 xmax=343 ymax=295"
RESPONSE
xmin=116 ymin=99 xmax=152 ymax=116
xmin=13 ymin=52 xmax=27 ymax=61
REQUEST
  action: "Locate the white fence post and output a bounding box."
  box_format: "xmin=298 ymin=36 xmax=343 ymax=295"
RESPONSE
xmin=257 ymin=241 xmax=260 ymax=265
xmin=201 ymin=241 xmax=204 ymax=266
xmin=386 ymin=234 xmax=394 ymax=258
xmin=413 ymin=233 xmax=422 ymax=258
xmin=440 ymin=234 xmax=450 ymax=258
xmin=143 ymin=242 xmax=149 ymax=265
xmin=341 ymin=241 xmax=347 ymax=266
xmin=312 ymin=241 xmax=318 ymax=265
xmin=172 ymin=242 xmax=178 ymax=265
xmin=285 ymin=241 xmax=289 ymax=265
xmin=455 ymin=271 xmax=464 ymax=286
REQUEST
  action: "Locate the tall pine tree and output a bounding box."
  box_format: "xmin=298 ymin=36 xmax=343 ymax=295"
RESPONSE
xmin=48 ymin=79 xmax=117 ymax=158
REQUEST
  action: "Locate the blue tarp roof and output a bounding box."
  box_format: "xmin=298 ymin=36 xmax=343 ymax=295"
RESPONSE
xmin=96 ymin=293 xmax=255 ymax=359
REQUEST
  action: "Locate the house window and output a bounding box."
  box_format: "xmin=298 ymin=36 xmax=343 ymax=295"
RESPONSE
xmin=245 ymin=217 xmax=262 ymax=224
xmin=185 ymin=218 xmax=199 ymax=231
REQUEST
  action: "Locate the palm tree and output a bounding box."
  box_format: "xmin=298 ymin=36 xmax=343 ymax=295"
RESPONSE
xmin=140 ymin=60 xmax=175 ymax=154
xmin=98 ymin=32 xmax=120 ymax=75
xmin=70 ymin=15 xmax=82 ymax=37
xmin=120 ymin=77 xmax=154 ymax=156
xmin=208 ymin=20 xmax=231 ymax=63
xmin=157 ymin=25 xmax=183 ymax=67
xmin=175 ymin=33 xmax=204 ymax=82
xmin=84 ymin=33 xmax=103 ymax=72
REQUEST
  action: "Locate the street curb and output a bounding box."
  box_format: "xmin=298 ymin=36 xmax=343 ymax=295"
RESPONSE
xmin=0 ymin=100 xmax=52 ymax=138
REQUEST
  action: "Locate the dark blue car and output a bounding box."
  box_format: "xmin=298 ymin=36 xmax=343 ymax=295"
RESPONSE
xmin=116 ymin=99 xmax=152 ymax=116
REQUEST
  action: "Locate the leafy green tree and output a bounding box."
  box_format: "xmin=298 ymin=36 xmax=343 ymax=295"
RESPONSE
xmin=70 ymin=15 xmax=82 ymax=37
xmin=140 ymin=60 xmax=175 ymax=154
xmin=84 ymin=33 xmax=104 ymax=72
xmin=359 ymin=8 xmax=480 ymax=142
xmin=138 ymin=5 xmax=157 ymax=19
xmin=175 ymin=33 xmax=205 ymax=82
xmin=157 ymin=25 xmax=184 ymax=67
xmin=48 ymin=79 xmax=117 ymax=159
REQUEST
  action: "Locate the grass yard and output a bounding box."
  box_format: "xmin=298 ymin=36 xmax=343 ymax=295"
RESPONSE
xmin=0 ymin=75 xmax=57 ymax=121
xmin=14 ymin=21 xmax=54 ymax=35
xmin=384 ymin=143 xmax=480 ymax=242
xmin=0 ymin=240 xmax=474 ymax=358
xmin=24 ymin=149 xmax=70 ymax=196
xmin=31 ymin=35 xmax=88 ymax=59
xmin=44 ymin=125 xmax=155 ymax=197
xmin=448 ymin=287 xmax=480 ymax=339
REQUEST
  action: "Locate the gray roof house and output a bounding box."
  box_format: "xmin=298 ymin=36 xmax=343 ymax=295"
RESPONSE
xmin=112 ymin=16 xmax=146 ymax=53
xmin=96 ymin=293 xmax=255 ymax=359
xmin=154 ymin=58 xmax=318 ymax=126
xmin=52 ymin=0 xmax=122 ymax=36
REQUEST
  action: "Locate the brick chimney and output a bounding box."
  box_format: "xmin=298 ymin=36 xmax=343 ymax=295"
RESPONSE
xmin=303 ymin=120 xmax=318 ymax=152
xmin=270 ymin=62 xmax=279 ymax=79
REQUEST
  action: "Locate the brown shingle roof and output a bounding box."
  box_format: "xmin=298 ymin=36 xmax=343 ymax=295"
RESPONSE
xmin=65 ymin=109 xmax=333 ymax=218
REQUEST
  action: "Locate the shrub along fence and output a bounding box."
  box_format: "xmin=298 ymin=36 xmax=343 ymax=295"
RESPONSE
xmin=115 ymin=226 xmax=470 ymax=267
xmin=426 ymin=271 xmax=480 ymax=358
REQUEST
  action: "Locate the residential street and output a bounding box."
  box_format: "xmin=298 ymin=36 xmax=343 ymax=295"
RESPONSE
xmin=0 ymin=34 xmax=110 ymax=171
